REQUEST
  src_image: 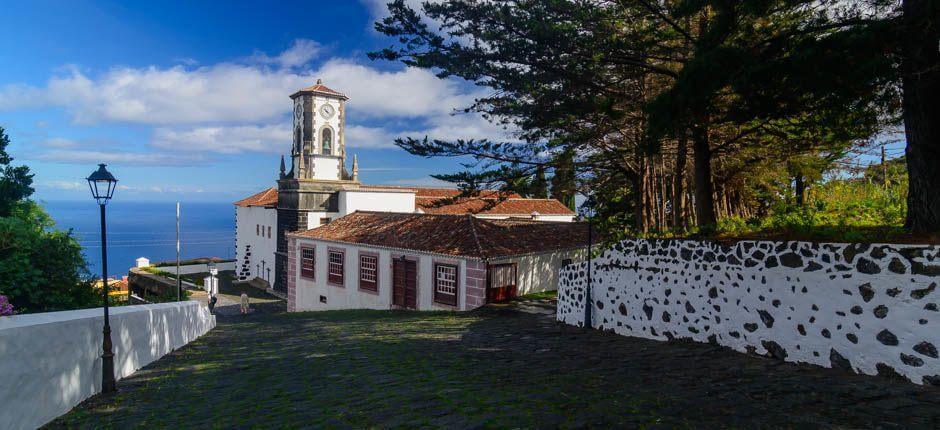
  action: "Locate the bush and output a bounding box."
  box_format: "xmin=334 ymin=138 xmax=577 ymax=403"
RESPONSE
xmin=0 ymin=201 xmax=100 ymax=313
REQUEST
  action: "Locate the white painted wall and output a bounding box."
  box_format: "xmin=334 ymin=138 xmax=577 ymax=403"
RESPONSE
xmin=0 ymin=301 xmax=215 ymax=430
xmin=160 ymin=261 xmax=236 ymax=275
xmin=310 ymin=156 xmax=341 ymax=181
xmin=338 ymin=190 xmax=416 ymax=215
xmin=235 ymin=205 xmax=277 ymax=282
xmin=291 ymin=238 xmax=471 ymax=312
xmin=557 ymin=239 xmax=940 ymax=385
xmin=305 ymin=211 xmax=340 ymax=229
xmin=490 ymin=248 xmax=585 ymax=295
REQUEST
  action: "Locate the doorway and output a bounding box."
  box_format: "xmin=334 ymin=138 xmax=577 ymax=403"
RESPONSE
xmin=486 ymin=263 xmax=518 ymax=303
xmin=393 ymin=258 xmax=417 ymax=309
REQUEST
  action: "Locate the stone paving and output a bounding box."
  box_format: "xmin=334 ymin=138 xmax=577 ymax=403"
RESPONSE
xmin=48 ymin=298 xmax=940 ymax=428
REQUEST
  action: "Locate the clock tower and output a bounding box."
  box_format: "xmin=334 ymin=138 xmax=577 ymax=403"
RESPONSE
xmin=275 ymin=80 xmax=359 ymax=293
xmin=288 ymin=79 xmax=349 ymax=180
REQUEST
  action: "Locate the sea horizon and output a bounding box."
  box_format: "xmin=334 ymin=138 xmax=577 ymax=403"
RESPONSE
xmin=40 ymin=199 xmax=236 ymax=279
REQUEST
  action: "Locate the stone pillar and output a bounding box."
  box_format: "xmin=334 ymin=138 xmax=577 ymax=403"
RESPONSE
xmin=465 ymin=260 xmax=488 ymax=310
xmin=275 ymin=208 xmax=307 ymax=293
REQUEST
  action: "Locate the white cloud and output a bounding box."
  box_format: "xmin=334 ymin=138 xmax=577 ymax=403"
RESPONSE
xmin=39 ymin=180 xmax=85 ymax=190
xmin=152 ymin=123 xmax=289 ymax=154
xmin=3 ymin=40 xmax=518 ymax=160
xmin=35 ymin=149 xmax=204 ymax=166
xmin=318 ymin=59 xmax=481 ymax=118
xmin=37 ymin=137 xmax=79 ymax=148
xmin=251 ymin=39 xmax=322 ymax=68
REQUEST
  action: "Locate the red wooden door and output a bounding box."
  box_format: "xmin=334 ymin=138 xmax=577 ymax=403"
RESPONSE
xmin=393 ymin=259 xmax=417 ymax=309
xmin=486 ymin=263 xmax=518 ymax=303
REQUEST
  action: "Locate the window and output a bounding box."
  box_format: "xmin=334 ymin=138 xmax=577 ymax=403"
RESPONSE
xmin=321 ymin=128 xmax=332 ymax=155
xmin=359 ymin=254 xmax=378 ymax=291
xmin=300 ymin=247 xmax=315 ymax=279
xmin=328 ymin=250 xmax=344 ymax=285
xmin=320 ymin=217 xmax=331 ymax=226
xmin=434 ymin=263 xmax=458 ymax=306
xmin=256 ymin=224 xmax=260 ymax=236
xmin=267 ymin=226 xmax=272 ymax=238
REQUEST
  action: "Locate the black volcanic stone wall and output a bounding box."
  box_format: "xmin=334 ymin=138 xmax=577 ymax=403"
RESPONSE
xmin=557 ymin=239 xmax=940 ymax=385
xmin=274 ymin=208 xmax=307 ymax=293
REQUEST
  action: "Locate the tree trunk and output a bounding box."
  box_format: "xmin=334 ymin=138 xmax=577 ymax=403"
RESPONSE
xmin=692 ymin=125 xmax=717 ymax=230
xmin=794 ymin=174 xmax=806 ymax=207
xmin=673 ymin=136 xmax=688 ymax=230
xmin=903 ymin=0 xmax=940 ymax=234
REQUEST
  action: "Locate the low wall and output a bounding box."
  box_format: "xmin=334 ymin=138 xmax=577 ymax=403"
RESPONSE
xmin=557 ymin=239 xmax=940 ymax=385
xmin=158 ymin=261 xmax=236 ymax=275
xmin=0 ymin=301 xmax=215 ymax=429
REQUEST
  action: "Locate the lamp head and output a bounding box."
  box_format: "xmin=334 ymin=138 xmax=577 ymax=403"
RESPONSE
xmin=86 ymin=164 xmax=118 ymax=205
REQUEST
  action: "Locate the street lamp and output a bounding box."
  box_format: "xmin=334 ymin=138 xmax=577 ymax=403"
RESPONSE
xmin=86 ymin=163 xmax=117 ymax=394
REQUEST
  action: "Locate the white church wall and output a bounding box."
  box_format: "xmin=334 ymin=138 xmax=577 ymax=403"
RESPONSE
xmin=235 ymin=205 xmax=277 ymax=283
xmin=489 ymin=248 xmax=586 ymax=296
xmin=557 ymin=238 xmax=940 ymax=385
xmin=309 ymin=156 xmax=341 ymax=181
xmin=338 ymin=190 xmax=416 ymax=215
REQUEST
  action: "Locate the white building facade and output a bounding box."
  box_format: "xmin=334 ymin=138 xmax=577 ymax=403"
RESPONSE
xmin=234 ymin=81 xmax=577 ymax=292
xmin=285 ymin=212 xmax=589 ymax=312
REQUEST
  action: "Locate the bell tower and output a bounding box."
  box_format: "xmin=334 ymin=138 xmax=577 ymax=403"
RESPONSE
xmin=288 ymin=79 xmax=349 ymax=181
xmin=275 ymin=80 xmax=359 ymax=293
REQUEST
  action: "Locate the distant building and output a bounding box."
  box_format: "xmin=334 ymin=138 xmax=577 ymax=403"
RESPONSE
xmin=234 ymin=81 xmax=576 ymax=294
xmin=286 ymin=211 xmax=589 ymax=312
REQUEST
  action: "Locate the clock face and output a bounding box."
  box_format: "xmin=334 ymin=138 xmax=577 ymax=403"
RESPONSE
xmin=320 ymin=104 xmax=335 ymax=119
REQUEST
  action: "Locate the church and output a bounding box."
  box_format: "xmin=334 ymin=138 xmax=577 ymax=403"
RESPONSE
xmin=234 ymin=81 xmax=578 ymax=296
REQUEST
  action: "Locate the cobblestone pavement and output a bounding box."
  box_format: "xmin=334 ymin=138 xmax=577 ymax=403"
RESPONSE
xmin=48 ymin=305 xmax=940 ymax=429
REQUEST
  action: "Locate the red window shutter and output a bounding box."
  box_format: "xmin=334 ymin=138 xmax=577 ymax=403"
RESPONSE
xmin=359 ymin=254 xmax=378 ymax=291
xmin=300 ymin=247 xmax=315 ymax=279
xmin=433 ymin=263 xmax=458 ymax=306
xmin=328 ymin=251 xmax=344 ymax=285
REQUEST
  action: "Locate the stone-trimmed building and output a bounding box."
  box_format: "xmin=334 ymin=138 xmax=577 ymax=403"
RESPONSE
xmin=285 ymin=211 xmax=590 ymax=312
xmin=234 ymin=82 xmax=577 ymax=294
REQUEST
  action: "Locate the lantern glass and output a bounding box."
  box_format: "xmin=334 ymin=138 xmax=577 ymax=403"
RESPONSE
xmin=86 ymin=164 xmax=118 ymax=205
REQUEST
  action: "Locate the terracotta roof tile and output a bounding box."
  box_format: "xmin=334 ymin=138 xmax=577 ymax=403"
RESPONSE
xmin=232 ymin=186 xmax=574 ymax=216
xmin=416 ymin=197 xmax=574 ymax=216
xmin=290 ymin=211 xmax=591 ymax=259
xmin=234 ymin=187 xmax=278 ymax=208
xmin=291 ymin=83 xmax=348 ymax=99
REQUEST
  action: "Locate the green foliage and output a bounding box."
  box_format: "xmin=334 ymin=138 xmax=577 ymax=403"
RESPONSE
xmin=0 ymin=128 xmax=99 ymax=313
xmin=0 ymin=201 xmax=100 ymax=313
xmin=0 ymin=126 xmax=35 ymax=218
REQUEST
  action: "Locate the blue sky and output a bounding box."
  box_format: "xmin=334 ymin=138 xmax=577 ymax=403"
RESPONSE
xmin=1 ymin=0 xmax=498 ymax=202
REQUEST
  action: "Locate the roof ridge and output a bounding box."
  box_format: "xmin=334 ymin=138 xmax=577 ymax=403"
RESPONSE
xmin=466 ymin=215 xmax=488 ymax=259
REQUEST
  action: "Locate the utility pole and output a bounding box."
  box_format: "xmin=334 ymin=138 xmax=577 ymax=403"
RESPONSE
xmin=176 ymin=202 xmax=181 ymax=301
xmin=881 ymin=145 xmax=888 ymax=189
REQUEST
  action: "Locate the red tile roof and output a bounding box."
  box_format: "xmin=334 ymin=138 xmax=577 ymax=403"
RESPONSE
xmin=234 ymin=187 xmax=278 ymax=208
xmin=417 ymin=197 xmax=574 ymax=216
xmin=291 ymin=83 xmax=348 ymax=100
xmin=232 ymin=186 xmax=575 ymax=216
xmin=290 ymin=211 xmax=591 ymax=259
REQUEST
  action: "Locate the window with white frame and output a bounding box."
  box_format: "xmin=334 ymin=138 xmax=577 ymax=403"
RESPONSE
xmin=434 ymin=263 xmax=458 ymax=306
xmin=300 ymin=247 xmax=315 ymax=279
xmin=328 ymin=250 xmax=344 ymax=285
xmin=359 ymin=254 xmax=378 ymax=291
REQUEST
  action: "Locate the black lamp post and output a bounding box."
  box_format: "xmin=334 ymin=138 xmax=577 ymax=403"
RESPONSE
xmin=87 ymin=163 xmax=118 ymax=394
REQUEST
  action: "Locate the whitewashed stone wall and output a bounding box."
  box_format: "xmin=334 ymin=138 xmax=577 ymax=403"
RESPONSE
xmin=557 ymin=239 xmax=940 ymax=385
xmin=0 ymin=301 xmax=215 ymax=429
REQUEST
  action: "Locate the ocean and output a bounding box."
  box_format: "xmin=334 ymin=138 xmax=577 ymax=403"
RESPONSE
xmin=42 ymin=200 xmax=236 ymax=278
